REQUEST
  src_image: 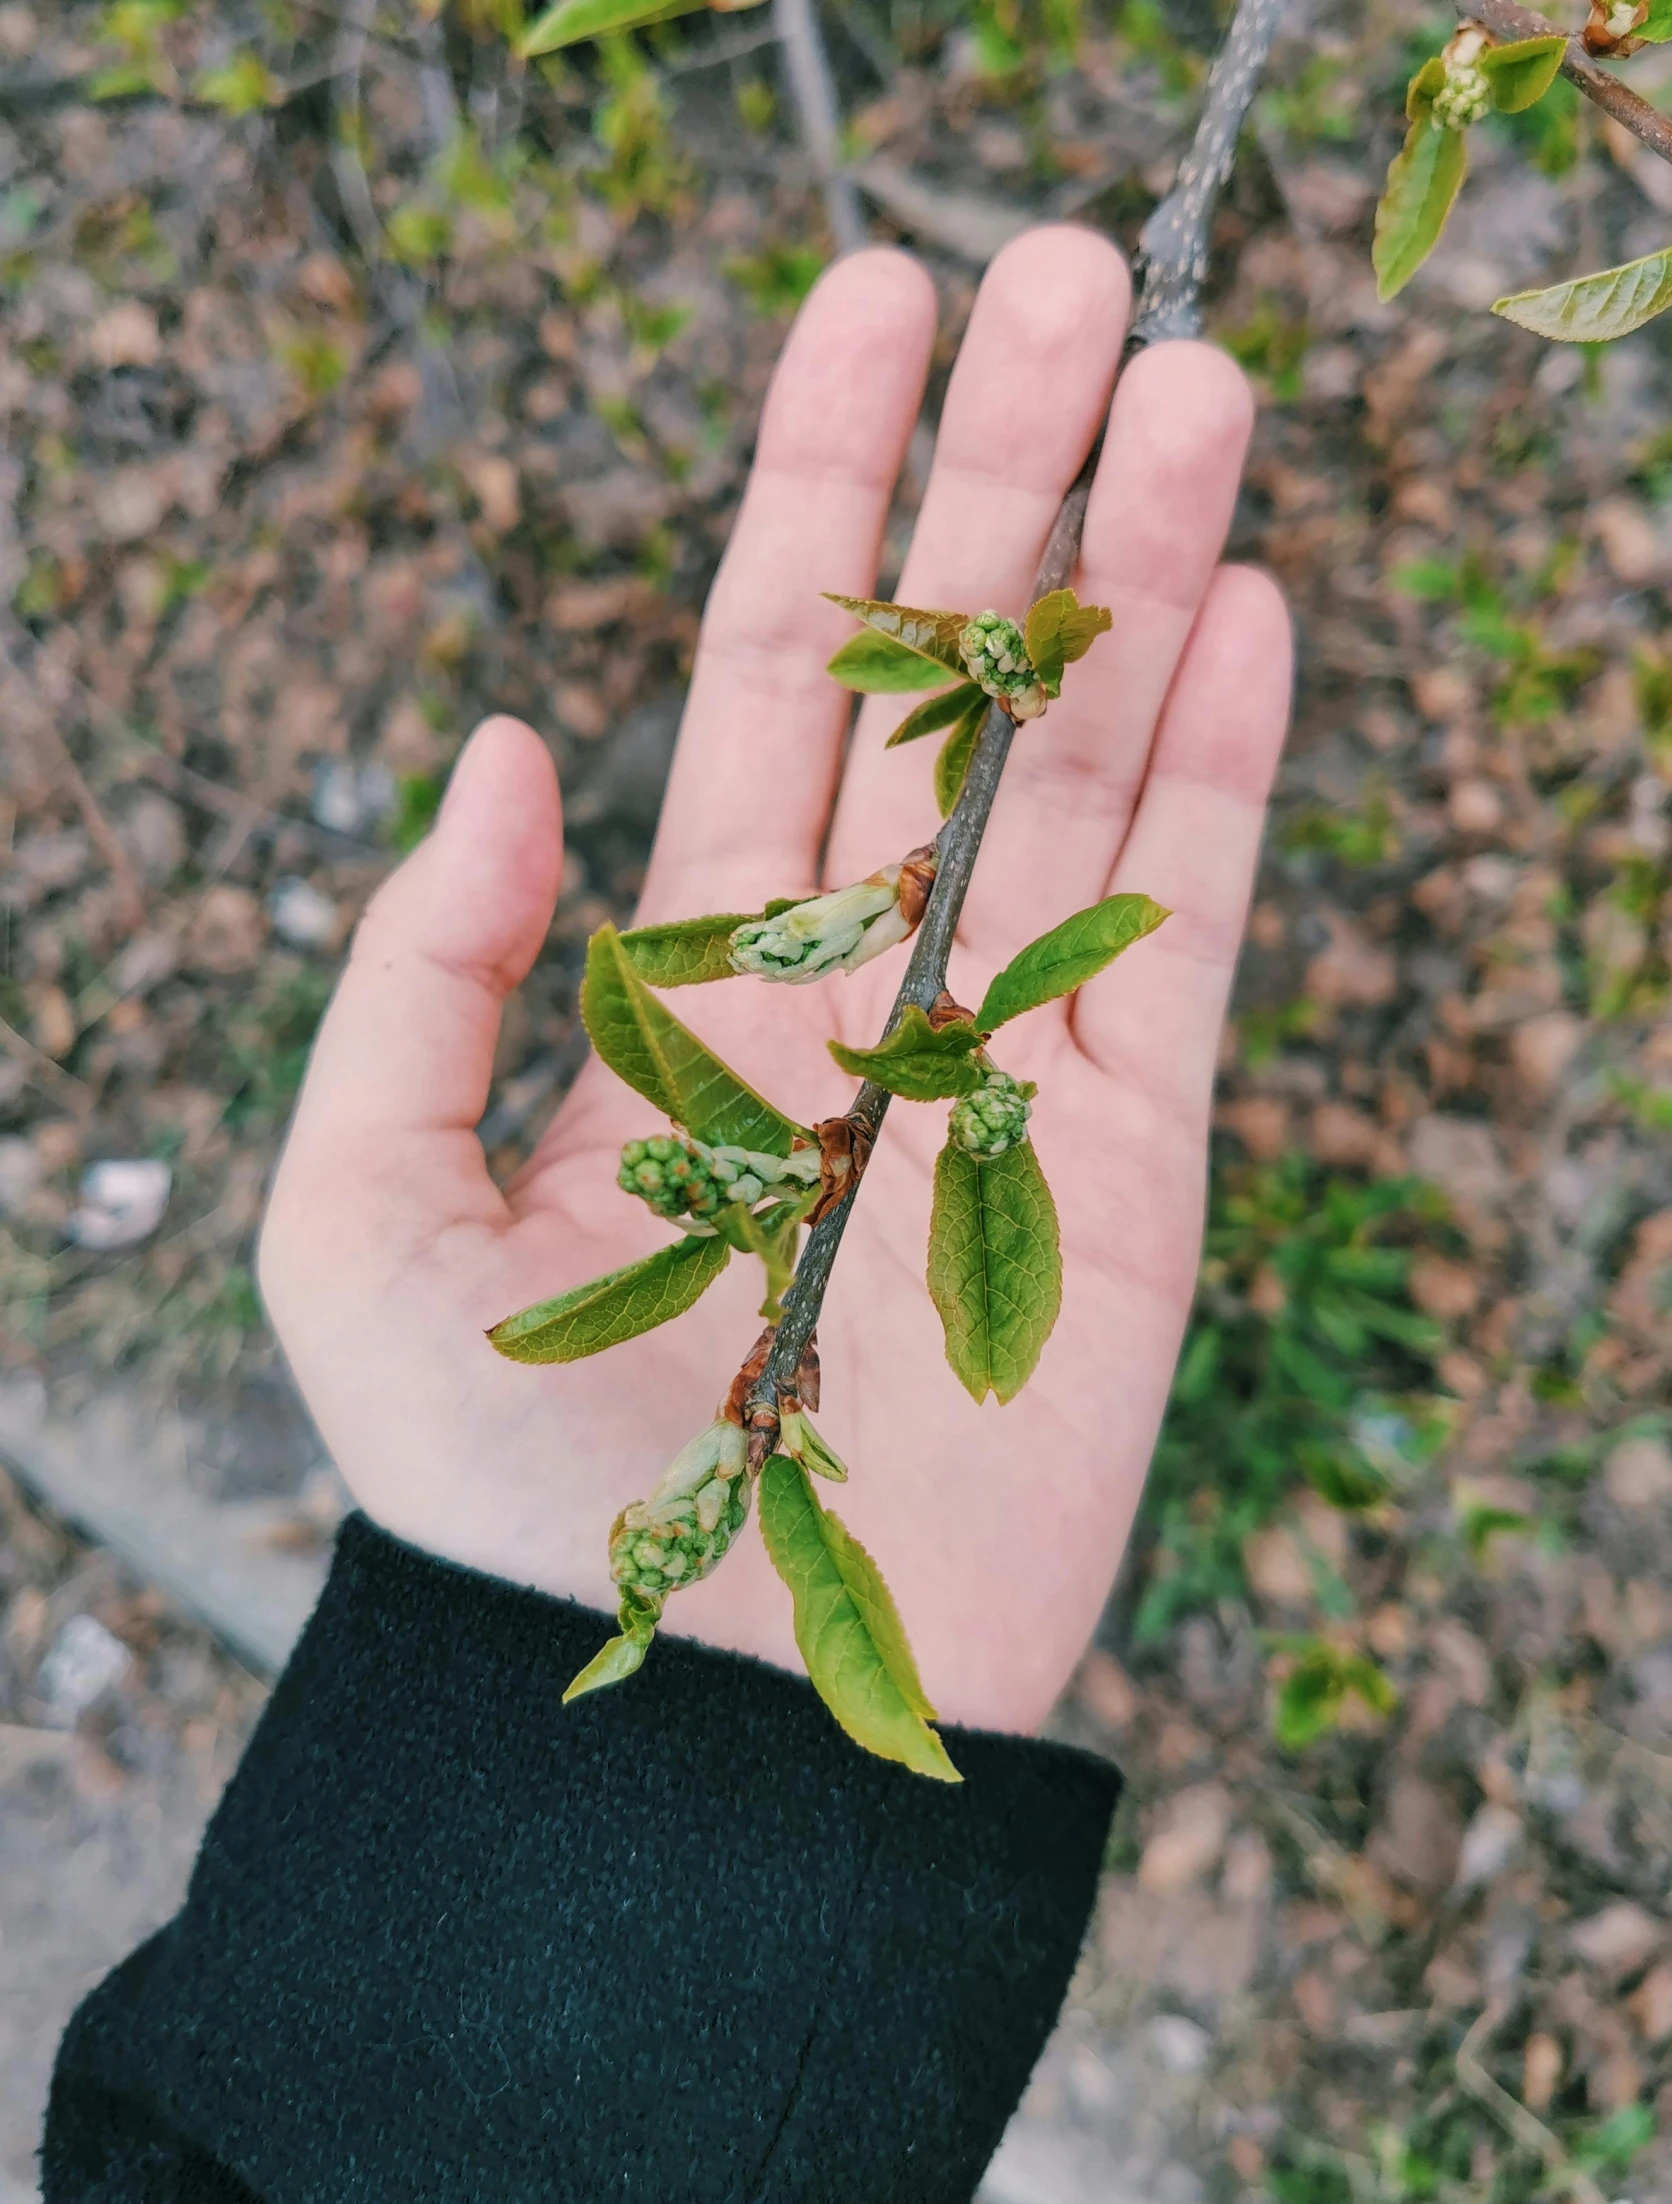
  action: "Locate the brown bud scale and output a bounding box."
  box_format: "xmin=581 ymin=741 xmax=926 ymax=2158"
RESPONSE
xmin=896 ymin=845 xmax=938 ymax=932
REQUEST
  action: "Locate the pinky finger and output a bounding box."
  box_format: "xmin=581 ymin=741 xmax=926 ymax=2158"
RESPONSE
xmin=1069 ymin=565 xmax=1292 ymax=1108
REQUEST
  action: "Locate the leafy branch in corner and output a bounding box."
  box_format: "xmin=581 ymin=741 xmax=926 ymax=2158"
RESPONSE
xmin=486 ymin=0 xmax=1289 ymax=1780
xmin=1374 ymin=0 xmax=1672 ymax=339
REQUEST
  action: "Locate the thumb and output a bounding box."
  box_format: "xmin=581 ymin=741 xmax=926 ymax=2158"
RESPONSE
xmin=277 ymin=715 xmax=562 ymax=1191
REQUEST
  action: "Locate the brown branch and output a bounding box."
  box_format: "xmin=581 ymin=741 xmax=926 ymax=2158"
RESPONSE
xmin=745 ymin=0 xmax=1289 ymax=1428
xmin=1463 ymin=0 xmax=1672 ymax=166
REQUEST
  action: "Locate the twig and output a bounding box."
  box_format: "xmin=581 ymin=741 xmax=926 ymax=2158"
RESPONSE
xmin=0 ymin=1013 xmax=91 ymax=1108
xmin=26 ymin=716 xmax=147 ymax=934
xmin=774 ymin=0 xmax=866 ymax=255
xmin=747 ymin=0 xmax=1289 ymax=1423
xmin=1462 ymin=0 xmax=1672 ymax=168
xmin=1454 ymin=2004 xmax=1610 ymax=2204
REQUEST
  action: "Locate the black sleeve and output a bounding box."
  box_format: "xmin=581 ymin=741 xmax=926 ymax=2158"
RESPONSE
xmin=43 ymin=1512 xmax=1120 ymax=2204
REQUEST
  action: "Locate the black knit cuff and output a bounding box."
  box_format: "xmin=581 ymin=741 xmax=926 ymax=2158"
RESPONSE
xmin=47 ymin=1512 xmax=1119 ymax=2204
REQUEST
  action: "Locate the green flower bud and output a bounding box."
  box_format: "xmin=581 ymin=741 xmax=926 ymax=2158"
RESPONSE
xmin=608 ymin=1418 xmax=752 ymax=1618
xmin=729 ymin=871 xmax=912 ymax=983
xmin=1432 ymin=61 xmax=1488 ymax=128
xmin=949 ymin=1068 xmax=1036 ymax=1159
xmin=959 ymin=609 xmax=1047 ymax=721
xmin=617 ymin=1134 xmax=819 ymax=1226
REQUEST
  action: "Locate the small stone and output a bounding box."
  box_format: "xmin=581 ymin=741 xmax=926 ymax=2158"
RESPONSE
xmin=1592 ymin=495 xmax=1662 ymax=586
xmin=1510 ymin=1010 xmax=1583 ymax=1095
xmin=30 ymin=983 xmax=76 ymax=1060
xmin=1523 ymin=2032 xmax=1562 ymax=2112
xmin=1147 ymin=2013 xmax=1212 ymax=2075
xmin=185 ymin=884 xmax=266 ymax=974
xmin=1074 ymin=1649 xmax=1137 ymax=1731
xmin=1246 ymin=1523 xmax=1312 ymax=1607
xmin=311 ymin=758 xmax=395 ymax=838
xmin=1569 ymin=1901 xmax=1664 ymax=1977
xmin=1604 ymin=1436 xmax=1672 ymax=1511
xmin=1448 ymin=778 xmax=1504 ymax=834
xmin=268 ymin=875 xmax=340 ymax=951
xmin=1138 ymin=1783 xmax=1232 ymax=1895
xmin=1408 ymin=1253 xmax=1481 ymax=1321
xmin=88 ymin=299 xmax=161 ymax=370
xmin=35 ymin=1613 xmax=131 ymax=1723
xmin=1369 ymin=1775 xmax=1463 ymax=1898
xmin=117 ymin=791 xmax=187 ymax=884
xmin=68 ymin=1158 xmax=171 ymax=1250
xmin=1452 ymin=1803 xmax=1522 ymax=1893
xmin=1629 ymin=1960 xmax=1672 ymax=2046
xmin=1305 ymin=917 xmax=1398 ymax=1008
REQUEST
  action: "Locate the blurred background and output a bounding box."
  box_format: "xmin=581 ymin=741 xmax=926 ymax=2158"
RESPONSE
xmin=2 ymin=2 xmax=1672 ymax=2198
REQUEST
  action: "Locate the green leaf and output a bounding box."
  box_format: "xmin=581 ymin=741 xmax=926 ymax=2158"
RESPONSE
xmin=822 ymin=593 xmax=969 ymax=674
xmin=780 ymin=1406 xmax=848 ymax=1481
xmin=827 ymin=1005 xmax=987 ymax=1100
xmin=1373 ymin=116 xmax=1467 ymax=303
xmin=885 ymin=681 xmax=984 ymax=748
xmin=975 ymin=893 xmax=1169 ymax=1031
xmin=619 ymin=911 xmax=758 ymax=987
xmin=926 ymin=1139 xmax=1062 ymax=1404
xmin=518 ymin=0 xmax=705 ymax=55
xmin=1493 ymin=247 xmax=1672 ymax=341
xmin=758 ymin=1454 xmax=960 ymax=1781
xmin=933 ymin=696 xmax=987 ymax=818
xmin=487 ymin=1233 xmax=730 ymax=1363
xmin=1273 ymin=1644 xmax=1397 ymax=1751
xmin=1641 ymin=0 xmax=1672 ymax=41
xmin=825 ymin=629 xmax=954 ymax=694
xmin=581 ymin=924 xmax=808 ymax=1154
xmin=562 ymin=1629 xmax=649 ymax=1700
xmin=1405 ymin=54 xmax=1447 ymax=120
xmin=1022 ymin=588 xmax=1112 ymax=696
xmin=1478 ymin=33 xmax=1565 ymax=112
xmin=193 ymin=54 xmax=281 ymax=114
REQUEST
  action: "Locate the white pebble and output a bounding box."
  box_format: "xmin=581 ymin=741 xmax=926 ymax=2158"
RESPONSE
xmin=36 ymin=1613 xmax=131 ymax=1723
xmin=68 ymin=1158 xmax=171 ymax=1250
xmin=268 ymin=874 xmax=339 ymax=950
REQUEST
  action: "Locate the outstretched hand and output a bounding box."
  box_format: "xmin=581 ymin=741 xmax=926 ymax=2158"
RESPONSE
xmin=259 ymin=226 xmax=1291 ymax=1735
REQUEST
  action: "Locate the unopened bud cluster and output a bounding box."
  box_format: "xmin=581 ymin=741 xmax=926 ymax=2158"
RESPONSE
xmin=949 ymin=1068 xmax=1036 ymax=1159
xmin=1432 ymin=62 xmax=1489 ymax=127
xmin=959 ymin=611 xmax=1046 ymax=721
xmin=618 ymin=1134 xmax=817 ymax=1226
xmin=730 ymin=870 xmax=913 ymax=983
xmin=609 ymin=1419 xmax=751 ymax=1611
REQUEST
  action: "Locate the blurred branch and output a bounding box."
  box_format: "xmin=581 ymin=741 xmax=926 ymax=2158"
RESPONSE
xmin=775 ymin=0 xmax=866 ymax=254
xmin=1464 ymin=0 xmax=1672 ymax=167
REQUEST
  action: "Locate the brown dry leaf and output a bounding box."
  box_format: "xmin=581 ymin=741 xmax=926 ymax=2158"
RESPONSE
xmin=1569 ymin=1901 xmax=1665 ymax=1977
xmin=88 ymin=299 xmax=162 ymax=370
xmin=184 ymin=887 xmax=267 ymax=976
xmin=1138 ymin=1782 xmax=1233 ymax=1895
xmin=1604 ymin=1436 xmax=1672 ymax=1511
xmin=1408 ymin=1253 xmax=1481 ymax=1322
xmin=1368 ymin=1775 xmax=1463 ymax=1899
xmin=1523 ymin=2031 xmax=1562 ymax=2111
xmin=1305 ymin=916 xmax=1398 ymax=1009
xmin=1075 ymin=1649 xmax=1137 ymax=1732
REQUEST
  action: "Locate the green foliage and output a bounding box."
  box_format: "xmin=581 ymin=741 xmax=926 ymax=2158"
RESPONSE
xmin=824 ymin=593 xmax=968 ymax=680
xmin=725 ymin=244 xmax=826 ymax=317
xmin=387 ymin=772 xmax=443 ymax=855
xmin=927 ymin=1138 xmax=1062 ymax=1404
xmin=278 ymin=329 xmax=348 ymax=402
xmin=1476 ymin=34 xmax=1564 ymax=112
xmin=1372 ymin=116 xmax=1466 ymax=302
xmin=933 ymin=698 xmax=986 ymax=817
xmin=593 ymin=38 xmax=684 ymax=215
xmin=1138 ymin=1157 xmax=1448 ymax=1639
xmin=224 ymin=966 xmax=334 ymax=1126
xmin=89 ymin=0 xmax=187 ymax=99
xmin=827 ymin=1006 xmax=987 ymax=1099
xmin=1270 ymin=1637 xmax=1399 ymax=1749
xmin=1459 ymin=1503 xmax=1535 ymax=1560
xmin=758 ymin=1453 xmax=960 ymax=1781
xmin=1496 ymin=247 xmax=1672 ymax=343
xmin=519 ymin=0 xmax=709 ymax=56
xmin=976 ymin=894 xmax=1169 ymax=1031
xmin=1022 ymin=588 xmax=1111 ymax=696
xmin=619 ymin=910 xmax=762 ymax=986
xmin=563 ymin=1624 xmax=651 ymax=1699
xmin=1391 ymin=550 xmax=1594 ymax=727
xmin=884 ymin=681 xmax=984 ymax=749
xmin=581 ymin=923 xmax=807 ymax=1153
xmin=1282 ymin=789 xmax=1397 ymax=867
xmin=1220 ymin=298 xmax=1310 ymax=403
xmin=488 ymin=1232 xmax=730 ymax=1362
xmin=193 ymin=53 xmax=281 ymax=115
xmin=1571 ymin=2102 xmax=1657 ymax=2176
xmin=826 ymin=629 xmax=955 ymax=693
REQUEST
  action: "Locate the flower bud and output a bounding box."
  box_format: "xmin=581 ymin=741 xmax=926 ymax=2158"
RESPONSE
xmin=949 ymin=1068 xmax=1037 ymax=1159
xmin=618 ymin=1134 xmax=818 ymax=1227
xmin=1432 ymin=61 xmax=1489 ymax=128
xmin=729 ymin=869 xmax=914 ymax=983
xmin=959 ymin=610 xmax=1046 ymax=721
xmin=607 ymin=1418 xmax=751 ymax=1616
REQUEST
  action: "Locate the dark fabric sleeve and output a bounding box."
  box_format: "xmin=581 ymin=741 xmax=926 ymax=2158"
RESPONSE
xmin=43 ymin=1512 xmax=1120 ymax=2204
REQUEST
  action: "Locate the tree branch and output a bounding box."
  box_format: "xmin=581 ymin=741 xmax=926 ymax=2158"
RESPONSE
xmin=746 ymin=0 xmax=1289 ymax=1423
xmin=1462 ymin=0 xmax=1672 ymax=167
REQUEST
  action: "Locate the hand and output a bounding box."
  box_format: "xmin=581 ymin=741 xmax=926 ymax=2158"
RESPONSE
xmin=259 ymin=227 xmax=1290 ymax=1735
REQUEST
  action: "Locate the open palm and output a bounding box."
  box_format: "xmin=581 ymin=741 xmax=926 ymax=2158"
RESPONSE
xmin=259 ymin=227 xmax=1291 ymax=1735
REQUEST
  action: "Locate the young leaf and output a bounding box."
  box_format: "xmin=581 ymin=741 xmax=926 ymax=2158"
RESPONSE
xmin=758 ymin=1453 xmax=960 ymax=1781
xmin=1641 ymin=0 xmax=1672 ymax=40
xmin=933 ymin=695 xmax=987 ymax=818
xmin=1023 ymin=588 xmax=1112 ymax=696
xmin=1404 ymin=54 xmax=1447 ymax=119
xmin=714 ymin=1193 xmax=812 ymax=1319
xmin=927 ymin=1139 xmax=1062 ymax=1404
xmin=1493 ymin=247 xmax=1672 ymax=341
xmin=619 ymin=911 xmax=759 ymax=987
xmin=1372 ymin=117 xmax=1467 ymax=303
xmin=582 ymin=924 xmax=808 ymax=1154
xmin=780 ymin=1408 xmax=848 ymax=1482
xmin=826 ymin=630 xmax=954 ymax=694
xmin=519 ymin=0 xmax=704 ymax=55
xmin=885 ymin=680 xmax=984 ymax=748
xmin=975 ymin=893 xmax=1169 ymax=1032
xmin=822 ymin=593 xmax=968 ymax=673
xmin=562 ymin=1629 xmax=650 ymax=1701
xmin=488 ymin=1233 xmax=731 ymax=1364
xmin=1478 ymin=32 xmax=1565 ymax=111
xmin=827 ymin=1005 xmax=987 ymax=1100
